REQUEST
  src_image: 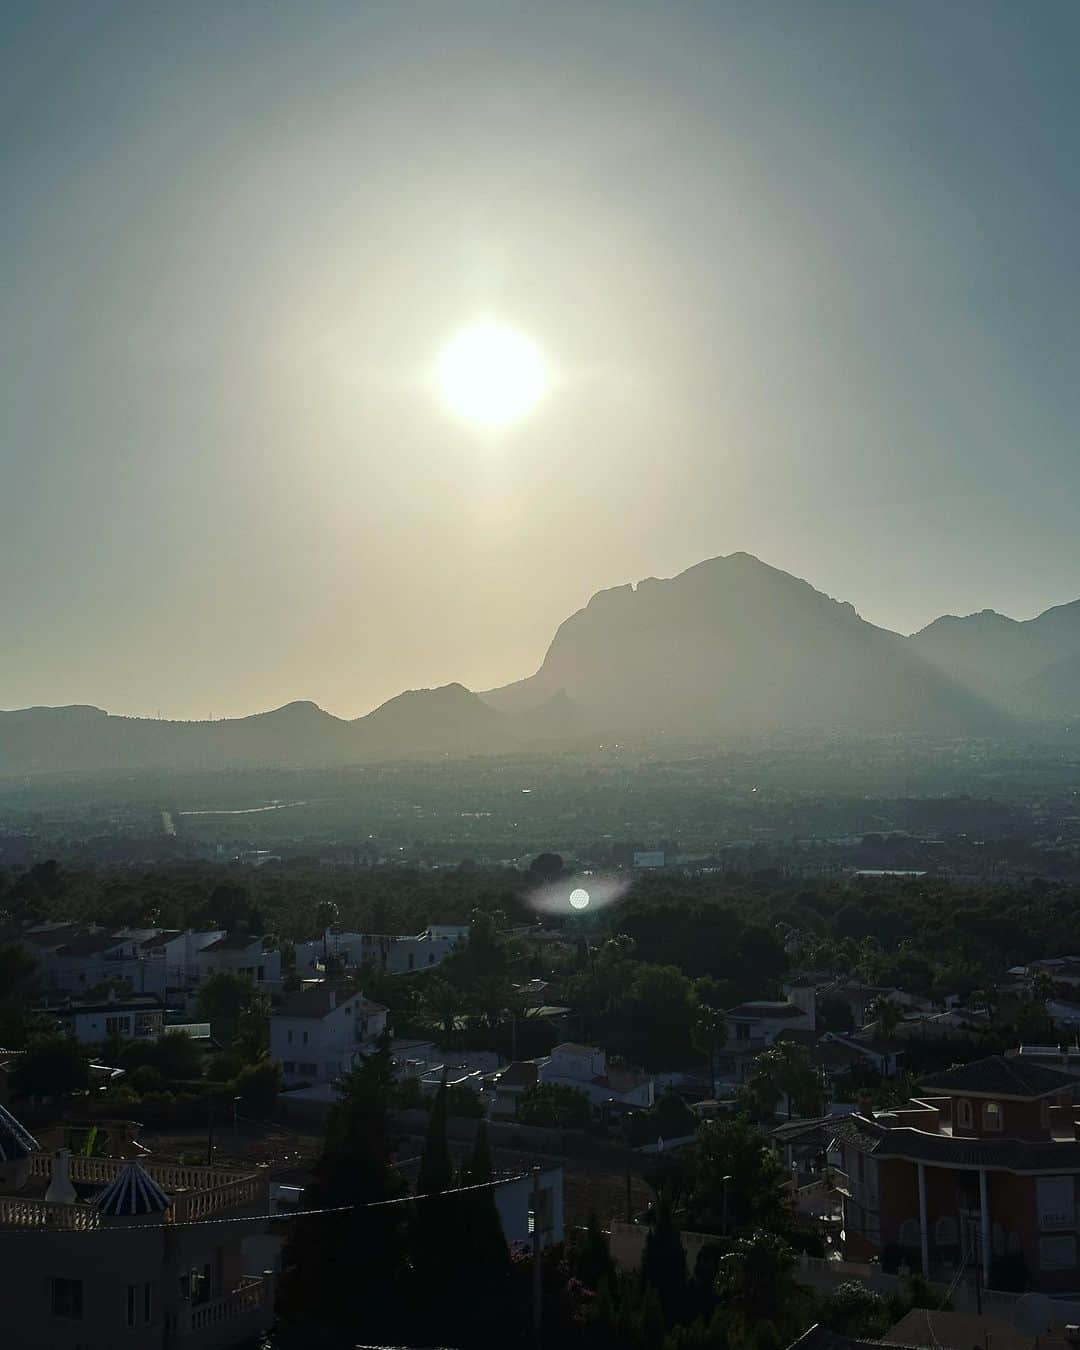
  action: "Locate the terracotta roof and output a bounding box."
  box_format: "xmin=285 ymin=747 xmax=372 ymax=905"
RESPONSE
xmin=832 ymin=1113 xmax=1080 ymax=1170
xmin=919 ymin=1055 xmax=1078 ymax=1100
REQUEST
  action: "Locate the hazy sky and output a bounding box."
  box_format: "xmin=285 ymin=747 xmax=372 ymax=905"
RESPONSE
xmin=4 ymin=1 xmax=1080 ymax=720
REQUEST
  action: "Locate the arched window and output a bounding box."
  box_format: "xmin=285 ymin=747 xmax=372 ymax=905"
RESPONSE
xmin=984 ymin=1101 xmax=1003 ymax=1131
xmin=935 ymin=1217 xmax=958 ymax=1246
xmin=956 ymin=1099 xmax=974 ymax=1129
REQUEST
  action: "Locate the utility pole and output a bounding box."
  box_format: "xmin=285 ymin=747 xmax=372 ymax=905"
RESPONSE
xmin=531 ymin=1167 xmax=543 ymax=1350
xmin=206 ymin=1091 xmax=214 ymax=1168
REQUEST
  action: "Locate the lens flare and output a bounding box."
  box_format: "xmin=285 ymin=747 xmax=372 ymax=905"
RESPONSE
xmin=569 ymin=888 xmax=590 ymax=910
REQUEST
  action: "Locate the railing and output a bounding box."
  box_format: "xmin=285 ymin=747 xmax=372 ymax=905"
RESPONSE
xmin=182 ymin=1276 xmax=269 ymax=1335
xmin=0 ymin=1195 xmax=102 ymax=1229
xmin=27 ymin=1154 xmax=251 ymax=1191
xmin=11 ymin=1154 xmax=267 ymax=1229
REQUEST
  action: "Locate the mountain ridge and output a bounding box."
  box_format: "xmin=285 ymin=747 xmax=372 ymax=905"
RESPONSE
xmin=4 ymin=552 xmax=1078 ymax=775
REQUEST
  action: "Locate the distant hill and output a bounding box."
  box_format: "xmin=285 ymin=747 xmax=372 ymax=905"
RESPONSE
xmin=12 ymin=550 xmax=1080 ymax=777
xmin=482 ymin=553 xmax=1005 ymax=736
xmin=911 ymin=598 xmax=1080 ymax=714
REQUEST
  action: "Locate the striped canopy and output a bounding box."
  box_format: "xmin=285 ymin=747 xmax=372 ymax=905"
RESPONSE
xmin=0 ymin=1104 xmax=38 ymax=1164
xmin=94 ymin=1161 xmax=172 ymax=1216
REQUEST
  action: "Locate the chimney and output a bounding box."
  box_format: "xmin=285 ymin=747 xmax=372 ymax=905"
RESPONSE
xmin=46 ymin=1148 xmax=77 ymax=1205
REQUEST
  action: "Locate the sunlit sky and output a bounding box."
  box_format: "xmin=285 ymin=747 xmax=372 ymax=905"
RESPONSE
xmin=4 ymin=1 xmax=1080 ymax=720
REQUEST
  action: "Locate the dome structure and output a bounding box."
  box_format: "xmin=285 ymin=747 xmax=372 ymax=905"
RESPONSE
xmin=94 ymin=1161 xmax=172 ymax=1217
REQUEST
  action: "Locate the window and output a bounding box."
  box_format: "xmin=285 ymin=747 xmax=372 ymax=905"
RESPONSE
xmin=105 ymin=1015 xmax=131 ymax=1035
xmin=956 ymin=1098 xmax=973 ymax=1129
xmin=283 ymin=1060 xmax=296 ymax=1073
xmin=144 ymin=1282 xmax=153 ymax=1325
xmin=1038 ymin=1176 xmax=1075 ymax=1229
xmin=736 ymin=1023 xmax=750 ymax=1041
xmin=50 ymin=1278 xmax=83 ymax=1319
xmin=300 ymin=1061 xmax=318 ymax=1076
xmin=302 ymin=1030 xmax=309 ymax=1045
xmin=287 ymin=1029 xmax=293 ymax=1044
xmin=257 ymin=965 xmax=265 ymax=981
xmin=1040 ymin=1235 xmax=1077 ymax=1271
xmin=984 ymin=1101 xmax=1003 ymax=1131
xmin=127 ymin=1285 xmax=137 ymax=1328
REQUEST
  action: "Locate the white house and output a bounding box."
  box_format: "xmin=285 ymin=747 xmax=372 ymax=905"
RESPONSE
xmin=295 ymin=925 xmax=468 ymax=977
xmin=271 ymin=985 xmax=389 ymax=1085
xmin=143 ymin=929 xmax=227 ymax=989
xmin=494 ymin=1167 xmax=565 ymax=1250
xmin=25 ymin=928 xmax=168 ymax=998
xmin=538 ymin=1043 xmax=655 ymax=1111
xmin=725 ymin=1000 xmax=815 ymax=1049
xmin=196 ymin=934 xmax=281 ymax=992
xmin=46 ymin=993 xmax=166 ymax=1045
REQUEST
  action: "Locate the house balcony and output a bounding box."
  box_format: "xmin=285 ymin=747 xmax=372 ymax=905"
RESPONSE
xmin=0 ymin=1155 xmax=268 ymax=1230
xmin=167 ymin=1274 xmax=273 ymax=1348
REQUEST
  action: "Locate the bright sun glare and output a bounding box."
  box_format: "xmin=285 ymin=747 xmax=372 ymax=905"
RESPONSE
xmin=437 ymin=322 xmax=547 ymax=427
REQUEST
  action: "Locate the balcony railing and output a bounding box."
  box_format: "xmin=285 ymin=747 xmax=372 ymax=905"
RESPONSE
xmin=3 ymin=1155 xmax=267 ymax=1230
xmin=168 ymin=1276 xmax=271 ymax=1339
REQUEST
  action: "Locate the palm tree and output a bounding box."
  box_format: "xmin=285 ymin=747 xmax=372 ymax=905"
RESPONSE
xmin=692 ymin=1008 xmax=728 ymax=1095
xmin=869 ymin=996 xmax=901 ymax=1040
xmin=420 ymin=978 xmax=462 ymax=1043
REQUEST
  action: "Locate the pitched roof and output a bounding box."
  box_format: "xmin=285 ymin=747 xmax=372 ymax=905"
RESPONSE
xmin=494 ymin=1061 xmax=540 ymax=1090
xmin=919 ymin=1055 xmax=1078 ymax=1099
xmin=0 ymin=1104 xmax=39 ymax=1163
xmin=200 ymin=933 xmax=264 ymax=952
xmin=94 ymin=1162 xmax=172 ymax=1216
xmin=726 ymin=1001 xmax=807 ymax=1020
xmin=274 ymin=986 xmax=386 ymax=1019
xmin=831 ymin=1111 xmax=1080 ymax=1170
xmin=55 ymin=934 xmax=126 ymax=956
xmin=786 ymin=1325 xmax=912 ymax=1350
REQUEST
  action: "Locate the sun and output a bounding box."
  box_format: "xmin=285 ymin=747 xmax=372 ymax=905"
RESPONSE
xmin=437 ymin=322 xmax=547 ymax=426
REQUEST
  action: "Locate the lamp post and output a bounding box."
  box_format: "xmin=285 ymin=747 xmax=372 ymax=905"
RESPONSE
xmin=233 ymin=1095 xmax=241 ymax=1138
xmin=721 ymin=1174 xmax=732 ymax=1237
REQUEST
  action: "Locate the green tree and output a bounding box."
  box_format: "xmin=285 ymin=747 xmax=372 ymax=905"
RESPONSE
xmin=717 ymin=1231 xmax=802 ymax=1346
xmin=234 ymin=1057 xmax=281 ymax=1119
xmin=195 ymin=970 xmax=256 ymax=1047
xmin=573 ymin=1211 xmax=615 ymax=1292
xmin=618 ymin=964 xmax=699 ymax=1070
xmin=11 ymin=1034 xmax=90 ymax=1100
xmin=688 ymin=1117 xmax=791 ymax=1236
xmin=692 ymin=1008 xmax=728 ymax=1092
xmin=641 ymin=1193 xmax=687 ymax=1325
xmin=0 ymin=942 xmax=41 ymax=1047
xmin=519 ymin=1082 xmax=592 ymax=1128
xmin=421 ymin=976 xmax=463 ymax=1042
xmin=277 ymin=1033 xmax=406 ymax=1348
xmin=869 ymin=996 xmax=901 ymax=1040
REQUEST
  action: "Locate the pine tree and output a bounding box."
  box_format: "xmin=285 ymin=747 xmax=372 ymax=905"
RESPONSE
xmin=277 ymin=1032 xmax=406 ymax=1348
xmin=641 ymin=1194 xmax=687 ymax=1327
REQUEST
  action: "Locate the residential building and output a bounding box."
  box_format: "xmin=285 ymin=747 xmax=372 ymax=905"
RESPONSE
xmin=23 ymin=926 xmax=168 ymax=998
xmin=270 ymin=984 xmax=389 ymax=1085
xmin=725 ymin=1000 xmax=816 ymax=1050
xmin=831 ymin=1054 xmax=1080 ymax=1292
xmin=295 ymin=924 xmax=468 ymax=976
xmin=493 ymin=1166 xmax=565 ymax=1249
xmin=43 ymin=993 xmax=166 ymax=1045
xmin=0 ymin=1107 xmax=274 ymax=1348
xmin=196 ymin=934 xmax=281 ymax=992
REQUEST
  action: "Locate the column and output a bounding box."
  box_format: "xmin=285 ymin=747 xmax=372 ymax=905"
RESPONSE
xmin=918 ymin=1162 xmax=930 ymax=1277
xmin=979 ymin=1168 xmax=991 ymax=1286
